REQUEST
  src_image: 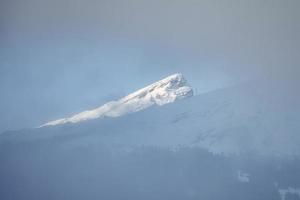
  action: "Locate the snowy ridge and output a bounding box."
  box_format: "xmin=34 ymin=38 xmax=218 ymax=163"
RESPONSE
xmin=40 ymin=73 xmax=193 ymax=127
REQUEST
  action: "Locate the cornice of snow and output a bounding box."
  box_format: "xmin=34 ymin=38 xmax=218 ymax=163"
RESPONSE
xmin=40 ymin=73 xmax=193 ymax=127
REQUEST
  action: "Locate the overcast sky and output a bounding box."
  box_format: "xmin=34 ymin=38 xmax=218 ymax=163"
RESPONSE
xmin=0 ymin=0 xmax=299 ymax=131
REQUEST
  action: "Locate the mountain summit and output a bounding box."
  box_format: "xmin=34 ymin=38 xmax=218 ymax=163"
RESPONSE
xmin=40 ymin=73 xmax=193 ymax=127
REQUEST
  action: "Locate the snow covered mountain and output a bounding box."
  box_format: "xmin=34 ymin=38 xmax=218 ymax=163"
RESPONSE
xmin=4 ymin=76 xmax=299 ymax=156
xmin=1 ymin=75 xmax=300 ymax=200
xmin=40 ymin=73 xmax=193 ymax=127
xmin=68 ymin=81 xmax=298 ymax=156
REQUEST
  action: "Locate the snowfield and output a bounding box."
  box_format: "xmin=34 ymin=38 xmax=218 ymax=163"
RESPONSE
xmin=0 ymin=74 xmax=299 ymax=200
xmin=40 ymin=73 xmax=193 ymax=127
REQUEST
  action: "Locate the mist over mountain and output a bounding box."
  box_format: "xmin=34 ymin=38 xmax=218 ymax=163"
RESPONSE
xmin=2 ymin=0 xmax=300 ymax=199
xmin=1 ymin=74 xmax=300 ymax=200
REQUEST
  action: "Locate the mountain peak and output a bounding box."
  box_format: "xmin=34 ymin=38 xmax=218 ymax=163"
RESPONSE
xmin=40 ymin=73 xmax=193 ymax=127
xmin=121 ymin=73 xmax=192 ymax=105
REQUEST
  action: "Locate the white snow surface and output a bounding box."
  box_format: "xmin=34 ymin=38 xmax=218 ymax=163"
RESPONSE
xmin=40 ymin=73 xmax=193 ymax=127
xmin=237 ymin=170 xmax=250 ymax=183
xmin=279 ymin=187 xmax=300 ymax=200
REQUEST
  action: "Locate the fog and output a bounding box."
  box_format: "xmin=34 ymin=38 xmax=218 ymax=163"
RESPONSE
xmin=0 ymin=1 xmax=300 ymax=199
xmin=1 ymin=0 xmax=300 ymax=131
xmin=1 ymin=143 xmax=294 ymax=200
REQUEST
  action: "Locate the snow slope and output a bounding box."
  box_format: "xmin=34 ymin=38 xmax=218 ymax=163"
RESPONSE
xmin=40 ymin=73 xmax=193 ymax=127
xmin=0 ymin=77 xmax=299 ymax=200
xmin=3 ymin=77 xmax=299 ymax=156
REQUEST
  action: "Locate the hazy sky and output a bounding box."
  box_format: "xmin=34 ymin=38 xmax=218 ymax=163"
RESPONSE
xmin=0 ymin=0 xmax=299 ymax=131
